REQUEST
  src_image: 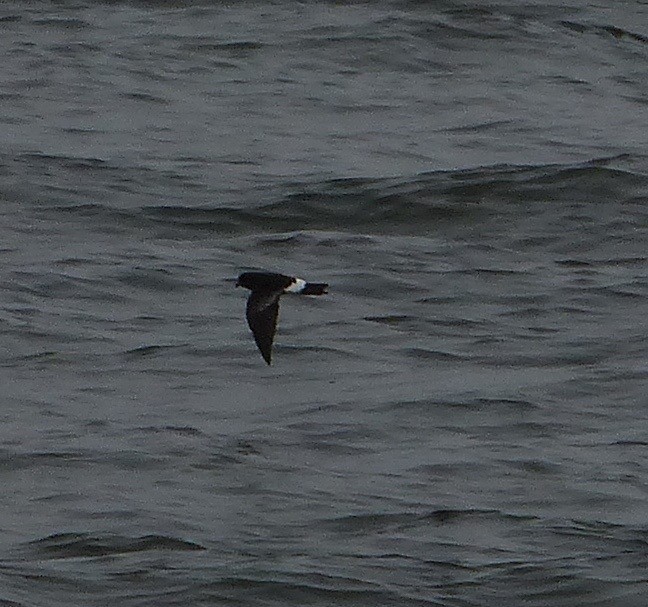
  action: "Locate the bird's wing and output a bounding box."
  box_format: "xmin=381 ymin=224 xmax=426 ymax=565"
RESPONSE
xmin=246 ymin=290 xmax=282 ymax=365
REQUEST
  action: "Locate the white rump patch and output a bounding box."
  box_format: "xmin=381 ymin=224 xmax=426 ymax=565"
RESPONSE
xmin=284 ymin=278 xmax=306 ymax=293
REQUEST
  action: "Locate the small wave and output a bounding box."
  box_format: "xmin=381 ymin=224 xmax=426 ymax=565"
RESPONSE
xmin=32 ymin=17 xmax=89 ymax=30
xmin=135 ymin=425 xmax=205 ymax=438
xmin=29 ymin=532 xmax=205 ymax=559
xmin=561 ymin=21 xmax=648 ymax=44
xmin=320 ymin=507 xmax=517 ymax=535
xmin=0 ymin=451 xmax=86 ymax=471
xmin=122 ymin=344 xmax=185 ymax=359
xmin=122 ymin=92 xmax=169 ymax=105
xmin=404 ymin=348 xmax=470 ymax=362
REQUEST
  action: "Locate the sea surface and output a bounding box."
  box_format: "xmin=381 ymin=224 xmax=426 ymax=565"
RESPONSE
xmin=1 ymin=0 xmax=647 ymax=605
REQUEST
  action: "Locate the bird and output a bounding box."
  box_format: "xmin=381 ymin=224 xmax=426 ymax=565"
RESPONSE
xmin=236 ymin=271 xmax=328 ymax=365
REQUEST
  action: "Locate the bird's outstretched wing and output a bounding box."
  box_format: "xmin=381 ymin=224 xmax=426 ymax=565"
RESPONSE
xmin=246 ymin=290 xmax=282 ymax=365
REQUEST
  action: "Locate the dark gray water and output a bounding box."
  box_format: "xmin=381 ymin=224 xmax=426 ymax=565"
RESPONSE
xmin=1 ymin=0 xmax=648 ymax=605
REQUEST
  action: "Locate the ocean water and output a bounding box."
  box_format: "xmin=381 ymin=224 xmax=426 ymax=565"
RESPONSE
xmin=1 ymin=0 xmax=647 ymax=605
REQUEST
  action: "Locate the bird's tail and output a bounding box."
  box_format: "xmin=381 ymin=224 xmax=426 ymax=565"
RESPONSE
xmin=301 ymin=282 xmax=328 ymax=295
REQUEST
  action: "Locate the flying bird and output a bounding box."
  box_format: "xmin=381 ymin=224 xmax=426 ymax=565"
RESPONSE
xmin=236 ymin=271 xmax=328 ymax=365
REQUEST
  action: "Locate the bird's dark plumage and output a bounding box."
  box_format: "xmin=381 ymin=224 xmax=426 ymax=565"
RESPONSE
xmin=245 ymin=290 xmax=280 ymax=365
xmin=237 ymin=271 xmax=328 ymax=365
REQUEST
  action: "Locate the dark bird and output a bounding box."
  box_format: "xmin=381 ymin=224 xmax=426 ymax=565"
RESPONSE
xmin=236 ymin=271 xmax=328 ymax=365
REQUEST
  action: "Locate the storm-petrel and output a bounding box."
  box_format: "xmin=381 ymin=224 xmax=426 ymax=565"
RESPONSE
xmin=236 ymin=271 xmax=328 ymax=365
